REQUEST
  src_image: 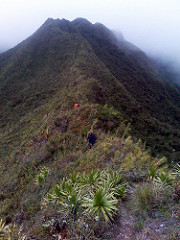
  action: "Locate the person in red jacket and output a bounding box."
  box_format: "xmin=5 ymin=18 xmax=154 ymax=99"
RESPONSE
xmin=74 ymin=103 xmax=79 ymax=108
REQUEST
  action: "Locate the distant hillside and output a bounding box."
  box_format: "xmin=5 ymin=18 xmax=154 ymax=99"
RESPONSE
xmin=0 ymin=49 xmax=4 ymax=54
xmin=152 ymin=58 xmax=180 ymax=87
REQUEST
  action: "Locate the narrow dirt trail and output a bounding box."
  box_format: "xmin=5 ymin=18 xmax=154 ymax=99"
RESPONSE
xmin=105 ymin=203 xmax=180 ymax=240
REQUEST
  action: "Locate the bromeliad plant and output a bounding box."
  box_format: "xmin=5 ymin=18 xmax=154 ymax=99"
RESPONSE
xmin=82 ymin=188 xmax=118 ymax=223
xmin=43 ymin=169 xmax=126 ymax=223
xmin=44 ymin=178 xmax=83 ymax=217
xmin=155 ymin=171 xmax=173 ymax=185
xmin=147 ymin=157 xmax=167 ymax=180
xmin=36 ymin=166 xmax=50 ymax=185
xmin=80 ymin=169 xmax=101 ymax=190
xmin=102 ymin=170 xmax=127 ymax=198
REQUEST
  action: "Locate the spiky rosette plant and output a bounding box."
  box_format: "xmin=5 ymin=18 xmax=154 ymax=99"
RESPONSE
xmin=44 ymin=178 xmax=83 ymax=216
xmin=103 ymin=170 xmax=126 ymax=198
xmin=82 ymin=188 xmax=118 ymax=223
xmin=147 ymin=165 xmax=157 ymax=179
xmin=155 ymin=171 xmax=173 ymax=185
xmin=80 ymin=169 xmax=102 ymax=189
xmin=69 ymin=172 xmax=80 ymax=183
xmin=43 ymin=169 xmax=122 ymax=226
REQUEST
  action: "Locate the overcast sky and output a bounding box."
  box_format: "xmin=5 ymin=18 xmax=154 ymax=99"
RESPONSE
xmin=0 ymin=0 xmax=180 ymax=65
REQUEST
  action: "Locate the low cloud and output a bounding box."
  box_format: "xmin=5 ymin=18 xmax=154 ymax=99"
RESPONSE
xmin=0 ymin=0 xmax=180 ymax=70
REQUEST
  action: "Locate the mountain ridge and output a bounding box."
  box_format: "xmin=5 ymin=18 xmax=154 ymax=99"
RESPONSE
xmin=0 ymin=17 xmax=180 ymax=163
xmin=0 ymin=17 xmax=180 ymax=239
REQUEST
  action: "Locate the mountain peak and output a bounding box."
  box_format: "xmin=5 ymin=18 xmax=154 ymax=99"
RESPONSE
xmin=0 ymin=17 xmax=180 ymax=166
xmin=43 ymin=17 xmax=61 ymax=27
xmin=0 ymin=17 xmax=180 ymax=239
xmin=37 ymin=17 xmax=76 ymax=35
xmin=72 ymin=17 xmax=92 ymax=26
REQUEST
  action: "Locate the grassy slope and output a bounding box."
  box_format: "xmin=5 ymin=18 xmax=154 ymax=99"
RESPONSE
xmin=0 ymin=18 xmax=179 ymax=238
xmin=72 ymin=18 xmax=180 ymax=162
xmin=0 ymin=103 xmax=179 ymax=239
xmin=0 ymin=21 xmax=133 ymax=227
xmin=1 ymin=18 xmax=180 ymax=164
xmin=0 ymin=18 xmax=135 ymax=164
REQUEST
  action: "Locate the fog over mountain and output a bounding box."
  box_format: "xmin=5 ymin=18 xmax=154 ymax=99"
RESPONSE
xmin=0 ymin=14 xmax=180 ymax=239
xmin=1 ymin=0 xmax=180 ymax=68
xmin=1 ymin=16 xmax=180 ymax=163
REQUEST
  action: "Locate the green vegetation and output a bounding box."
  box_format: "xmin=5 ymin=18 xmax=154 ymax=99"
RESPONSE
xmin=36 ymin=166 xmax=50 ymax=185
xmin=0 ymin=18 xmax=180 ymax=166
xmin=0 ymin=219 xmax=26 ymax=240
xmin=0 ymin=99 xmax=179 ymax=238
xmin=44 ymin=169 xmax=125 ymax=224
xmin=0 ymin=18 xmax=180 ymax=239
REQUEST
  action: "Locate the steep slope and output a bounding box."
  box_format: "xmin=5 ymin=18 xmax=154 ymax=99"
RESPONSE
xmin=72 ymin=18 xmax=180 ymax=160
xmin=0 ymin=18 xmax=180 ymax=239
xmin=0 ymin=18 xmax=133 ymax=164
xmin=0 ymin=18 xmax=180 ymax=164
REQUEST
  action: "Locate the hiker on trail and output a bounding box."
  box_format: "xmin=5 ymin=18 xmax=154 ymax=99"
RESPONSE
xmin=87 ymin=130 xmax=96 ymax=149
